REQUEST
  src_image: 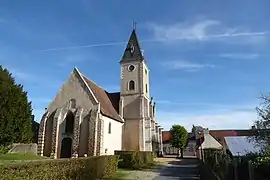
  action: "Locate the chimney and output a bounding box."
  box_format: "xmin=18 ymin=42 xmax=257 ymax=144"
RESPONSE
xmin=203 ymin=128 xmax=209 ymax=135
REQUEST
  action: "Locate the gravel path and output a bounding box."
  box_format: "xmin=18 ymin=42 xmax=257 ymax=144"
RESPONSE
xmin=123 ymin=157 xmax=200 ymax=180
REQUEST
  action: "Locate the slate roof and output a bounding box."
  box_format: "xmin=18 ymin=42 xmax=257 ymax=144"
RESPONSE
xmin=195 ymin=129 xmax=255 ymax=148
xmin=224 ymin=136 xmax=265 ymax=156
xmin=120 ymin=29 xmax=144 ymax=63
xmin=82 ymin=76 xmax=124 ymax=123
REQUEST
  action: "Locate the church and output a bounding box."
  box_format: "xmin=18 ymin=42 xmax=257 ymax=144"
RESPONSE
xmin=37 ymin=28 xmax=164 ymax=158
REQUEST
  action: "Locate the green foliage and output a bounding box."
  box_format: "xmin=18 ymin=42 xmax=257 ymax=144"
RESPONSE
xmin=0 ymin=155 xmax=119 ymax=180
xmin=252 ymin=156 xmax=270 ymax=167
xmin=169 ymin=125 xmax=189 ymax=158
xmin=169 ymin=125 xmax=189 ymax=149
xmin=108 ymin=169 xmax=128 ymax=180
xmin=0 ymin=153 xmax=46 ymax=162
xmin=0 ymin=65 xmax=33 ymax=146
xmin=250 ymin=94 xmax=270 ymax=149
xmin=203 ymin=149 xmax=233 ymax=180
xmin=114 ymin=151 xmax=154 ymax=170
xmin=0 ymin=145 xmax=11 ymax=154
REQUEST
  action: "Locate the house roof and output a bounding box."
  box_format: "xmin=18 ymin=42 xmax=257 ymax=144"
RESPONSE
xmin=162 ymin=131 xmax=195 ymax=143
xmin=209 ymin=130 xmax=252 ymax=137
xmin=199 ymin=131 xmax=223 ymax=150
xmin=82 ymin=76 xmax=124 ymax=123
xmin=224 ymin=136 xmax=265 ymax=157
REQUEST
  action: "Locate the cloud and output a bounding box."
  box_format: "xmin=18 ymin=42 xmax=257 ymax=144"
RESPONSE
xmin=157 ymin=109 xmax=257 ymax=131
xmin=147 ymin=20 xmax=270 ymax=45
xmin=36 ymin=41 xmax=127 ymax=52
xmin=219 ymin=53 xmax=259 ymax=60
xmin=4 ymin=66 xmax=33 ymax=81
xmin=161 ymin=60 xmax=215 ymax=72
xmin=56 ymin=54 xmax=90 ymax=68
xmin=156 ymin=100 xmax=256 ymax=112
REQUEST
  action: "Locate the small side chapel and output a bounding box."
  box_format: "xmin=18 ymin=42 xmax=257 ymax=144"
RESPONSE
xmin=37 ymin=28 xmax=164 ymax=158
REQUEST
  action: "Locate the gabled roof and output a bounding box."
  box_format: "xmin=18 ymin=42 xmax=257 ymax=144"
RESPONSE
xmin=120 ymin=29 xmax=144 ymax=63
xmin=199 ymin=130 xmax=223 ymax=150
xmin=81 ymin=75 xmax=124 ymax=123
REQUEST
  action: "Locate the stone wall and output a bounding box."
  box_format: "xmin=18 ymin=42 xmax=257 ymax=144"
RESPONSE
xmin=9 ymin=143 xmax=37 ymax=154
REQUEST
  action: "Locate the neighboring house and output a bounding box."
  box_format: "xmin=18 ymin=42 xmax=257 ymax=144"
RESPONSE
xmin=37 ymin=28 xmax=163 ymax=159
xmin=162 ymin=131 xmax=196 ymax=156
xmin=194 ymin=128 xmax=256 ymax=159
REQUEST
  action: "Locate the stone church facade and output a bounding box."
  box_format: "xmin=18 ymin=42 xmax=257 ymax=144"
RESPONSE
xmin=37 ymin=29 xmax=163 ymax=158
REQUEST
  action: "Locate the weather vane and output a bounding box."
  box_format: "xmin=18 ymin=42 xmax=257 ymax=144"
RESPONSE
xmin=132 ymin=21 xmax=137 ymax=30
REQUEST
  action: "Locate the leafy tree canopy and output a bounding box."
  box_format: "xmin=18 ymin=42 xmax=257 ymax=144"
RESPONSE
xmin=169 ymin=124 xmax=189 ymax=158
xmin=0 ymin=65 xmax=33 ymax=146
xmin=251 ymin=94 xmax=270 ymax=149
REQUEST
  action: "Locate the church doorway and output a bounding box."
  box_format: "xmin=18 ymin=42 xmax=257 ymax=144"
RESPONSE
xmin=60 ymin=137 xmax=72 ymax=158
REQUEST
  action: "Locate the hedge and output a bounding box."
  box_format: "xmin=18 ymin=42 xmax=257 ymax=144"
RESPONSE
xmin=0 ymin=155 xmax=119 ymax=180
xmin=199 ymin=161 xmax=220 ymax=180
xmin=114 ymin=151 xmax=154 ymax=169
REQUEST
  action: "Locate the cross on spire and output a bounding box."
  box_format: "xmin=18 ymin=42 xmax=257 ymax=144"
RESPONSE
xmin=132 ymin=21 xmax=137 ymax=30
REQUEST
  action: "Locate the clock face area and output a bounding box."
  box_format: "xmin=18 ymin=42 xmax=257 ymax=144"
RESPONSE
xmin=128 ymin=64 xmax=135 ymax=72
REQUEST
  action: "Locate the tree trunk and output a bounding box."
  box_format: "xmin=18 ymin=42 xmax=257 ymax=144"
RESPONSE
xmin=180 ymin=148 xmax=184 ymax=159
xmin=177 ymin=148 xmax=181 ymax=158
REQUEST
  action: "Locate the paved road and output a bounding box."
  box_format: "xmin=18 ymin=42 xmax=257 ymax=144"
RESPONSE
xmin=124 ymin=157 xmax=200 ymax=180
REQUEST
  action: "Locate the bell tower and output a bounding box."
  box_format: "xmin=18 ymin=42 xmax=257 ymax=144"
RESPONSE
xmin=120 ymin=27 xmax=151 ymax=151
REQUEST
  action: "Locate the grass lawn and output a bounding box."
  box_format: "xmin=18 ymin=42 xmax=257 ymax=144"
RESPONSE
xmin=0 ymin=153 xmax=48 ymax=164
xmin=109 ymin=169 xmax=129 ymax=180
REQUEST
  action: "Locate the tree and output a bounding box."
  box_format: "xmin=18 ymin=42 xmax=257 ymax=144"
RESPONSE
xmin=0 ymin=65 xmax=33 ymax=146
xmin=250 ymin=94 xmax=270 ymax=154
xmin=169 ymin=124 xmax=189 ymax=158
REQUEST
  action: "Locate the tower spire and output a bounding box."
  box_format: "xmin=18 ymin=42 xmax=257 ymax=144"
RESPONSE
xmin=120 ymin=24 xmax=144 ymax=63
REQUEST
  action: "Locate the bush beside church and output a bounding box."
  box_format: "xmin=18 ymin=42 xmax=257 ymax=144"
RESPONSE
xmin=115 ymin=150 xmax=154 ymax=169
xmin=0 ymin=155 xmax=119 ymax=180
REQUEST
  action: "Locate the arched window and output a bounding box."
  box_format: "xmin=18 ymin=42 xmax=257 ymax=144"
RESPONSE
xmin=128 ymin=80 xmax=135 ymax=90
xmin=70 ymin=99 xmax=76 ymax=109
xmin=65 ymin=111 xmax=74 ymax=134
xmin=108 ymin=122 xmax=111 ymax=134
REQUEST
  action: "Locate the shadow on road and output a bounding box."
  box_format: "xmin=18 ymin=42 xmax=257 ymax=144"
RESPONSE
xmin=146 ymin=157 xmax=200 ymax=179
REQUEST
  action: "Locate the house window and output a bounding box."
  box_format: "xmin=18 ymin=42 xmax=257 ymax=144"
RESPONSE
xmin=108 ymin=122 xmax=111 ymax=134
xmin=145 ymin=69 xmax=147 ymax=74
xmin=145 ymin=84 xmax=148 ymax=93
xmin=128 ymin=80 xmax=135 ymax=90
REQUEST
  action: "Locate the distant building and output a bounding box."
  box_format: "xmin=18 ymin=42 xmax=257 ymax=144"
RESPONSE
xmin=194 ymin=128 xmax=259 ymax=159
xmin=162 ymin=131 xmax=196 ymax=156
xmin=37 ymin=28 xmax=163 ymax=159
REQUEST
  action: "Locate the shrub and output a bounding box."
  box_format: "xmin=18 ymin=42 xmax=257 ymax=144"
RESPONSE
xmin=203 ymin=149 xmax=233 ymax=180
xmin=0 ymin=66 xmax=33 ymax=146
xmin=0 ymin=155 xmax=119 ymax=180
xmin=0 ymin=145 xmax=11 ymax=154
xmin=114 ymin=151 xmax=154 ymax=169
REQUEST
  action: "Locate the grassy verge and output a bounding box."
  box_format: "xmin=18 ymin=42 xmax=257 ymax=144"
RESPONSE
xmin=109 ymin=169 xmax=129 ymax=180
xmin=0 ymin=153 xmax=48 ymax=164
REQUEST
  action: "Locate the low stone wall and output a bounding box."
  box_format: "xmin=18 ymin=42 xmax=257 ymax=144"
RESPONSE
xmin=8 ymin=143 xmax=37 ymax=154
